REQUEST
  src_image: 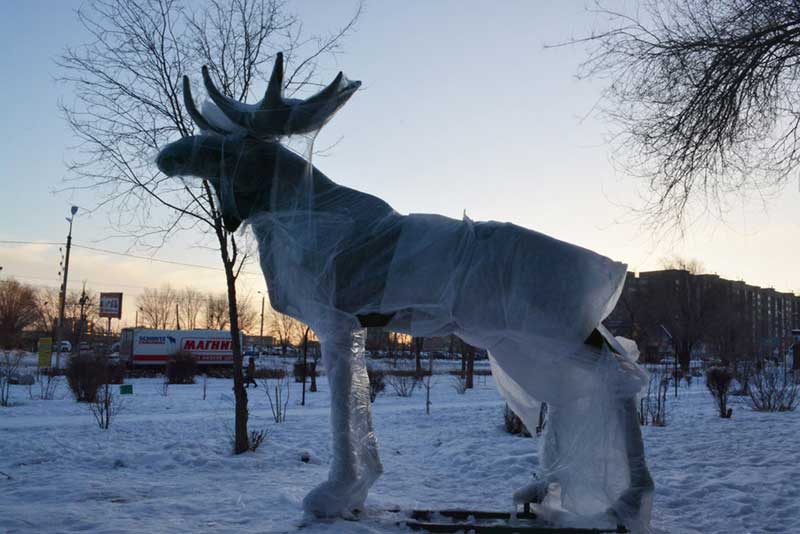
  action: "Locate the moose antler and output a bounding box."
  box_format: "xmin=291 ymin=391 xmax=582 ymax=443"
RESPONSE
xmin=184 ymin=52 xmax=361 ymax=138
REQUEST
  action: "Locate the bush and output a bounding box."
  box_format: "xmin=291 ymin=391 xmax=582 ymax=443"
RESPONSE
xmin=367 ymin=367 xmax=385 ymax=402
xmin=166 ymin=352 xmax=197 ymax=384
xmin=386 ymin=370 xmax=418 ymax=397
xmin=248 ymin=428 xmax=268 ymax=452
xmin=706 ymin=366 xmax=734 ymax=418
xmin=66 ymin=354 xmax=109 ymax=402
xmin=503 ymin=404 xmax=531 ymax=437
xmin=640 ymin=369 xmax=669 ymax=426
xmin=749 ymin=365 xmax=799 ymax=412
xmin=90 ymin=382 xmax=124 ymax=429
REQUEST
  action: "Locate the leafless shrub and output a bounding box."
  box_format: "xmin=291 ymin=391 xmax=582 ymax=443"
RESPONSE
xmin=706 ymin=366 xmax=734 ymax=418
xmin=66 ymin=354 xmax=107 ymax=402
xmin=640 ymin=369 xmax=669 ymax=426
xmin=0 ymin=350 xmax=25 ymax=406
xmin=367 ymin=367 xmax=385 ymax=402
xmin=38 ymin=372 xmax=61 ymax=400
xmin=262 ymin=372 xmax=290 ymax=423
xmin=89 ymin=382 xmax=124 ymax=429
xmin=749 ymin=365 xmax=799 ymax=412
xmin=166 ymin=352 xmax=196 ymax=384
xmin=451 ymin=374 xmax=468 ymax=395
xmin=503 ymin=404 xmax=531 ymax=437
xmin=386 ymin=371 xmax=417 ymax=397
xmin=248 ymin=428 xmax=268 ymax=452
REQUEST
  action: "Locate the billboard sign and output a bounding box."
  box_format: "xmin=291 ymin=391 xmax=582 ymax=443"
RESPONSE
xmin=99 ymin=292 xmax=123 ymax=319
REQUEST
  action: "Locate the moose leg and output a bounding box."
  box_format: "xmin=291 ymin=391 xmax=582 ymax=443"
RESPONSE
xmin=513 ymin=405 xmax=558 ymax=506
xmin=607 ymin=396 xmax=654 ymax=529
xmin=303 ymin=327 xmax=383 ymax=518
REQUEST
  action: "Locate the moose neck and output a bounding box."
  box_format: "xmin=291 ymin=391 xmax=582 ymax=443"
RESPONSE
xmin=239 ymin=141 xmax=397 ymax=227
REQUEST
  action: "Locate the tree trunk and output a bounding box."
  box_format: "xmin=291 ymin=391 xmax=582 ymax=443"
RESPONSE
xmin=414 ymin=336 xmax=423 ymax=376
xmin=219 ymin=236 xmax=248 ymax=455
xmin=310 ymin=362 xmax=317 ymax=392
xmin=465 ymin=347 xmax=475 ymax=389
xmin=302 ymin=327 xmax=309 ymax=406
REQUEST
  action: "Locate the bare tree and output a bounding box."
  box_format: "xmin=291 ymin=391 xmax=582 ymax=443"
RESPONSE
xmin=574 ymin=0 xmax=800 ymax=229
xmin=138 ymin=286 xmax=178 ymax=329
xmin=202 ymin=292 xmax=256 ymax=332
xmin=660 ymin=256 xmax=705 ymax=275
xmin=0 ymin=350 xmax=26 ymax=406
xmin=179 ymin=287 xmax=205 ymax=330
xmin=33 ymin=287 xmax=60 ymax=334
xmin=0 ymin=280 xmax=39 ymax=349
xmin=270 ymin=310 xmax=299 ymax=354
xmin=235 ymin=293 xmax=258 ymax=334
xmin=203 ymin=293 xmax=228 ymax=330
xmin=59 ymin=0 xmax=359 ymax=453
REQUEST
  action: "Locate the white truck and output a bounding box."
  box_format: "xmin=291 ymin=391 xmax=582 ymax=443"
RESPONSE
xmin=119 ymin=328 xmax=242 ymax=366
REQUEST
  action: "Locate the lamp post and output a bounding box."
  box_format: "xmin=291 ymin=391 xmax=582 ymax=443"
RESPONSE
xmin=257 ymin=290 xmax=266 ymax=349
xmin=55 ymin=206 xmax=78 ymax=370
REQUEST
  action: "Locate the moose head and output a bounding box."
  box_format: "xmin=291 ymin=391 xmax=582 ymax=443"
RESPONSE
xmin=156 ymin=52 xmax=361 ymax=231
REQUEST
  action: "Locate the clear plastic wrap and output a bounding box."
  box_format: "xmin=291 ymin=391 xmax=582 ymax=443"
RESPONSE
xmin=155 ymin=53 xmax=653 ymax=531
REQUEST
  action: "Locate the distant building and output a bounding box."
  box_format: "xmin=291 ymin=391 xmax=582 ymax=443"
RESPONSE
xmin=606 ymin=269 xmax=799 ymax=365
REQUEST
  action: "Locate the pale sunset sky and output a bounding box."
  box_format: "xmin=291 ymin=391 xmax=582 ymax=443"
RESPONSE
xmin=1 ymin=0 xmax=798 ymax=328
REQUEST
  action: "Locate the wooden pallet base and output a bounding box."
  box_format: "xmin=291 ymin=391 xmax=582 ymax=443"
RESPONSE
xmin=402 ymin=509 xmax=627 ymax=534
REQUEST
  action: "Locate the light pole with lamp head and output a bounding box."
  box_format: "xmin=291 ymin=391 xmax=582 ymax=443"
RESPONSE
xmin=55 ymin=206 xmax=79 ymax=370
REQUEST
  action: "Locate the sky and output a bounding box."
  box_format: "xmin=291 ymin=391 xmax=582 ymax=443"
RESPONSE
xmin=1 ymin=0 xmax=798 ymax=328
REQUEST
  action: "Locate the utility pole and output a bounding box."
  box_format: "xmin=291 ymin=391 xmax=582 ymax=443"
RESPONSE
xmin=258 ymin=290 xmax=265 ymax=348
xmin=55 ymin=206 xmax=78 ymax=370
xmin=77 ymin=283 xmax=89 ymax=349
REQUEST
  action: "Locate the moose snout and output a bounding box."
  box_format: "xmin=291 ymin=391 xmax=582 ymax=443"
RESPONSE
xmin=156 ymin=149 xmax=185 ymax=176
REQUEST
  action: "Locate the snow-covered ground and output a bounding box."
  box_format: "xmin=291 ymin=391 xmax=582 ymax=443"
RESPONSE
xmin=1 ymin=372 xmax=798 ymax=534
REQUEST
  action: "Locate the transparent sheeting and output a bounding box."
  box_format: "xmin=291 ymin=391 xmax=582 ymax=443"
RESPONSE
xmin=157 ymin=69 xmax=654 ymax=531
xmin=302 ymin=326 xmax=382 ymax=517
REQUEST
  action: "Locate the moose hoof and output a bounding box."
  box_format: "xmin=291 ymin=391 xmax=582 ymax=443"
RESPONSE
xmin=302 ymin=479 xmax=368 ymax=519
xmin=513 ymin=478 xmax=551 ymax=505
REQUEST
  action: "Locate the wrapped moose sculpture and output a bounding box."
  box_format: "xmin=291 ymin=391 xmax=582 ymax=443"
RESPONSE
xmin=157 ymin=53 xmax=654 ymax=533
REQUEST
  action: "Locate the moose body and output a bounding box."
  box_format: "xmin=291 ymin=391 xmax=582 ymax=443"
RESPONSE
xmin=157 ymin=54 xmax=653 ymax=532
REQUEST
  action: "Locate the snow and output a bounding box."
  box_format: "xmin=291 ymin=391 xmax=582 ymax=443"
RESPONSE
xmin=1 ymin=371 xmax=798 ymax=534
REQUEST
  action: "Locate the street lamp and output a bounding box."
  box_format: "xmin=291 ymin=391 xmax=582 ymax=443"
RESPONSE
xmin=55 ymin=206 xmax=79 ymax=369
xmin=257 ymin=290 xmax=266 ymax=348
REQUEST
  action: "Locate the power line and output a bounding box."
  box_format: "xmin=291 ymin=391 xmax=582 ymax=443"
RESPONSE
xmin=7 ymin=273 xmax=154 ymax=292
xmin=0 ymin=239 xmax=261 ymax=276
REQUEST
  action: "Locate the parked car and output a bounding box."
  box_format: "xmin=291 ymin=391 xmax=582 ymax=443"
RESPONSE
xmin=59 ymin=341 xmax=72 ymax=353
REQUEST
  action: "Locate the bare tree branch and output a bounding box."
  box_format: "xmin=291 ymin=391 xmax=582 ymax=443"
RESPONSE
xmin=568 ymin=0 xmax=800 ymax=231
